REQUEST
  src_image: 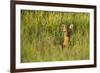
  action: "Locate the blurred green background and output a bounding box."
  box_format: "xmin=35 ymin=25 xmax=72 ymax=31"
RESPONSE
xmin=21 ymin=10 xmax=90 ymax=63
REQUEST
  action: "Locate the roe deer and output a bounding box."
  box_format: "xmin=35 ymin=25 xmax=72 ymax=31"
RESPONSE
xmin=61 ymin=24 xmax=73 ymax=48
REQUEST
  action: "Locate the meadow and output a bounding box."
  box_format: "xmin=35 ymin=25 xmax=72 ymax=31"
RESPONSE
xmin=21 ymin=10 xmax=90 ymax=63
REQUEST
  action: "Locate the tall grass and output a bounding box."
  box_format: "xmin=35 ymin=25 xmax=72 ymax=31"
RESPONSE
xmin=21 ymin=10 xmax=90 ymax=63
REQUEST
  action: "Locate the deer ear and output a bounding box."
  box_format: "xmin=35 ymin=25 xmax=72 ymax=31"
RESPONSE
xmin=69 ymin=24 xmax=74 ymax=30
xmin=60 ymin=24 xmax=65 ymax=31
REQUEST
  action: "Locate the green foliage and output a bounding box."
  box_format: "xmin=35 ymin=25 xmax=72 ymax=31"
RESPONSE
xmin=21 ymin=10 xmax=90 ymax=62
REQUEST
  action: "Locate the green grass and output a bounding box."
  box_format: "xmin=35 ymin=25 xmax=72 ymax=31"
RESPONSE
xmin=21 ymin=10 xmax=90 ymax=63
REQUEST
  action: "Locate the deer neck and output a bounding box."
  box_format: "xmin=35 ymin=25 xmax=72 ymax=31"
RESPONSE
xmin=64 ymin=31 xmax=68 ymax=37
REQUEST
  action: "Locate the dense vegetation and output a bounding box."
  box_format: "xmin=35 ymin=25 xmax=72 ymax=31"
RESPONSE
xmin=21 ymin=10 xmax=90 ymax=62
